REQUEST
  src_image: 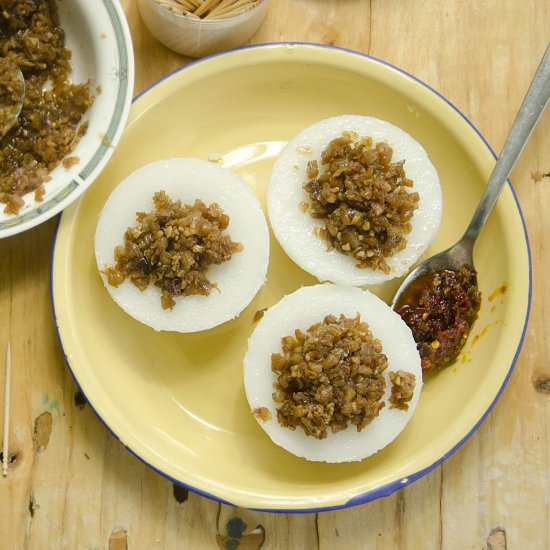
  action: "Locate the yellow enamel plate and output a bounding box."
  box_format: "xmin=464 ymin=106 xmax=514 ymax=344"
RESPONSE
xmin=51 ymin=44 xmax=530 ymax=511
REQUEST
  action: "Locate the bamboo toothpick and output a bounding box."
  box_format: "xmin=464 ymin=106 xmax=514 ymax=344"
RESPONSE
xmin=2 ymin=341 xmax=11 ymax=477
xmin=193 ymin=0 xmax=221 ymax=18
xmin=156 ymin=0 xmax=260 ymax=19
xmin=208 ymin=0 xmax=254 ymax=17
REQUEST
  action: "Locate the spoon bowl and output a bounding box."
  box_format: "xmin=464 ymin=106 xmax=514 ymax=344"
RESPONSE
xmin=392 ymin=238 xmax=474 ymax=310
xmin=0 ymin=59 xmax=25 ymax=138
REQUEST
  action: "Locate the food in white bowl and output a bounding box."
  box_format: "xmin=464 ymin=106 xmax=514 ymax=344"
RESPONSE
xmin=0 ymin=0 xmax=93 ymax=215
xmin=95 ymin=158 xmax=270 ymax=333
xmin=0 ymin=0 xmax=133 ymax=238
xmin=244 ymin=284 xmax=422 ymax=463
xmin=267 ymin=115 xmax=442 ymax=286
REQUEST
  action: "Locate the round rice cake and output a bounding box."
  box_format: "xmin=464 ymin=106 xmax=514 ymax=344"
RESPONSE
xmin=95 ymin=158 xmax=269 ymax=332
xmin=244 ymin=283 xmax=422 ymax=462
xmin=267 ymin=115 xmax=442 ymax=286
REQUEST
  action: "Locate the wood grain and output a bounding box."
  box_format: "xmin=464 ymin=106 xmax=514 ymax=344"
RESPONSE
xmin=1 ymin=1 xmax=549 ymax=548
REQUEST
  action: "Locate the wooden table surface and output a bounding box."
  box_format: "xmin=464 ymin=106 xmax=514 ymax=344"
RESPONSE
xmin=1 ymin=1 xmax=549 ymax=548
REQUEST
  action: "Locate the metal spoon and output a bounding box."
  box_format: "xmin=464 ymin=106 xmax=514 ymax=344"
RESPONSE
xmin=392 ymin=43 xmax=550 ymax=311
xmin=0 ymin=58 xmax=25 ymax=138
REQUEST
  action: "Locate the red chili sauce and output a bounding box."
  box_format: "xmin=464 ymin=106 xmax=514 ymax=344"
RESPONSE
xmin=396 ymin=267 xmax=481 ymax=373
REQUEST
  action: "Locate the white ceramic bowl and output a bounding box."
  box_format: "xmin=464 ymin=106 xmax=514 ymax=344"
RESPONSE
xmin=0 ymin=0 xmax=134 ymax=239
xmin=138 ymin=0 xmax=270 ymax=58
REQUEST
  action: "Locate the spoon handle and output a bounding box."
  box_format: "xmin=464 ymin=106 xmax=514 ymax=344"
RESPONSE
xmin=463 ymin=43 xmax=550 ymax=245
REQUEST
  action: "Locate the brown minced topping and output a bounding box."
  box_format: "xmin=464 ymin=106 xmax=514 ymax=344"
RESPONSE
xmin=303 ymin=132 xmax=420 ymax=273
xmin=396 ymin=267 xmax=482 ymax=373
xmin=251 ymin=407 xmax=271 ymax=422
xmin=0 ymin=57 xmax=24 ymax=137
xmin=0 ymin=0 xmax=94 ymax=215
xmin=388 ymin=370 xmax=416 ymax=411
xmin=271 ymin=313 xmax=415 ymax=440
xmin=103 ymin=190 xmax=243 ymax=310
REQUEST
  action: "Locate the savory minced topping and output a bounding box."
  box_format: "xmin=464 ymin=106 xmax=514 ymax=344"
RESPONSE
xmin=303 ymin=132 xmax=420 ymax=273
xmin=253 ymin=307 xmax=267 ymax=322
xmin=271 ymin=313 xmax=389 ymax=440
xmin=388 ymin=370 xmax=416 ymax=411
xmin=396 ymin=267 xmax=482 ymax=373
xmin=0 ymin=0 xmax=94 ymax=215
xmin=0 ymin=57 xmax=24 ymax=137
xmin=251 ymin=407 xmax=271 ymax=422
xmin=103 ymin=190 xmax=243 ymax=310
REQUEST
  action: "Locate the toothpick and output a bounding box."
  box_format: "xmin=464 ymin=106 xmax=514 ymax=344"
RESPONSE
xmin=208 ymin=0 xmax=256 ymax=18
xmin=193 ymin=0 xmax=222 ymax=17
xmin=2 ymin=342 xmax=11 ymax=477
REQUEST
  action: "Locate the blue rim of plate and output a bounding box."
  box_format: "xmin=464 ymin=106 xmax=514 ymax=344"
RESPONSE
xmin=50 ymin=42 xmax=532 ymax=513
xmin=0 ymin=0 xmax=132 ymax=235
